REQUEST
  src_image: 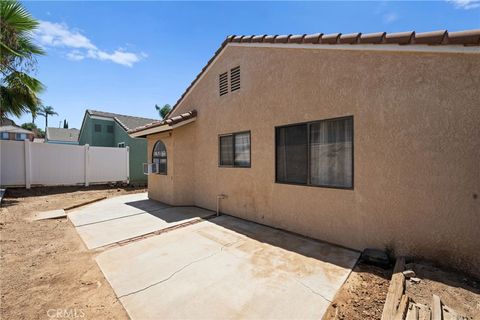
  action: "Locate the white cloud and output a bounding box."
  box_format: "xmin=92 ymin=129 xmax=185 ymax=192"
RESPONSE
xmin=383 ymin=12 xmax=399 ymax=23
xmin=35 ymin=20 xmax=145 ymax=67
xmin=66 ymin=50 xmax=85 ymax=61
xmin=448 ymin=0 xmax=480 ymax=9
xmin=87 ymin=49 xmax=145 ymax=67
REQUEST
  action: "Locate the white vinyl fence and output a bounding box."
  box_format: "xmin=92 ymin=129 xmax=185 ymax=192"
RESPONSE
xmin=0 ymin=140 xmax=129 ymax=188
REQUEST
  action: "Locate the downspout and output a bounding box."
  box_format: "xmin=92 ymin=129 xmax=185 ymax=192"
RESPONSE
xmin=216 ymin=194 xmax=227 ymax=216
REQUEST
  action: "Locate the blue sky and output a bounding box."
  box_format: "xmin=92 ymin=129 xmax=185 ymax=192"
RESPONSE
xmin=13 ymin=1 xmax=480 ymax=129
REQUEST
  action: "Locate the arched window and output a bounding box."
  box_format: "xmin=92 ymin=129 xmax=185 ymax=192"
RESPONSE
xmin=152 ymin=140 xmax=167 ymax=175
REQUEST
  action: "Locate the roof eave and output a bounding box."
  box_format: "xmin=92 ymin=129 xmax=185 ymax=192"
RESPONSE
xmin=129 ymin=117 xmax=196 ymax=138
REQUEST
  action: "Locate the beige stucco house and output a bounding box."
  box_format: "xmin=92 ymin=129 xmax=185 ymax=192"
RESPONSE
xmin=130 ymin=30 xmax=480 ymax=277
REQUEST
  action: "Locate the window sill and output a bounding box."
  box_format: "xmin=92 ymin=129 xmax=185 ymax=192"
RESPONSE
xmin=218 ymin=165 xmax=251 ymax=168
xmin=274 ymin=181 xmax=354 ymax=190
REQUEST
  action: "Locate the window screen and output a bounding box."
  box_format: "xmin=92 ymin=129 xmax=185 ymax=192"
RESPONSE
xmin=94 ymin=124 xmax=101 ymax=132
xmin=276 ymin=116 xmax=353 ymax=189
xmin=219 ymin=135 xmax=234 ymax=166
xmin=310 ymin=118 xmax=353 ymax=188
xmin=1 ymin=132 xmax=9 ymax=140
xmin=276 ymin=124 xmax=308 ymax=184
xmin=107 ymin=125 xmax=114 ymax=133
xmin=219 ymin=131 xmax=250 ymax=167
xmin=234 ymin=132 xmax=250 ymax=166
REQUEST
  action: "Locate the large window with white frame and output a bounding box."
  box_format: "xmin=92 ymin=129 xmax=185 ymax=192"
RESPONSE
xmin=275 ymin=116 xmax=353 ymax=189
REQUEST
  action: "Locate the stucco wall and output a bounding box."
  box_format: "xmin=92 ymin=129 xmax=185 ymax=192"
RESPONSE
xmin=147 ymin=45 xmax=480 ymax=276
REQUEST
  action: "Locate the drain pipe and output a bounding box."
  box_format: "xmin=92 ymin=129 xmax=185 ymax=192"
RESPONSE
xmin=216 ymin=194 xmax=227 ymax=216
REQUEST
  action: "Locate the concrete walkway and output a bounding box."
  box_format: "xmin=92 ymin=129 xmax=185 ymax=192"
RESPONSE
xmin=96 ymin=215 xmax=360 ymax=319
xmin=68 ymin=193 xmax=214 ymax=249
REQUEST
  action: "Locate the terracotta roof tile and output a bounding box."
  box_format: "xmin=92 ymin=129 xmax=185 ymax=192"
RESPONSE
xmin=385 ymin=31 xmax=415 ymax=44
xmin=288 ymin=34 xmax=305 ymax=44
xmin=339 ymin=33 xmax=361 ymax=44
xmin=359 ymin=32 xmax=386 ymax=44
xmin=274 ymin=35 xmax=290 ymax=43
xmin=129 ymin=110 xmax=197 ymax=134
xmin=252 ymin=35 xmax=266 ymax=43
xmin=163 ymin=29 xmax=479 ymax=120
xmin=263 ymin=35 xmax=276 ymax=43
xmin=303 ymin=33 xmax=323 ymax=44
xmin=321 ymin=33 xmax=341 ymax=44
xmin=241 ymin=35 xmax=254 ymax=43
xmin=448 ymin=29 xmax=480 ymax=45
xmin=414 ymin=30 xmax=447 ymax=44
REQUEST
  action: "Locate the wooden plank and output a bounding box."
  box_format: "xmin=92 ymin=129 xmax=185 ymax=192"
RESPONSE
xmin=432 ymin=294 xmax=442 ymax=320
xmin=64 ymin=196 xmax=107 ymax=211
xmin=381 ymin=257 xmax=406 ymax=320
xmin=394 ymin=295 xmax=410 ymax=320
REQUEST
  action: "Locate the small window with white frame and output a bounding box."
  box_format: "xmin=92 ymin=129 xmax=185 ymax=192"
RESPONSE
xmin=16 ymin=133 xmax=27 ymax=141
xmin=118 ymin=142 xmax=125 ymax=148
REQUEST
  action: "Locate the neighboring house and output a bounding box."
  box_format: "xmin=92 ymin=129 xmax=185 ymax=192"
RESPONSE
xmin=78 ymin=109 xmax=156 ymax=185
xmin=0 ymin=118 xmax=34 ymax=141
xmin=45 ymin=127 xmax=80 ymax=145
xmin=129 ymin=30 xmax=480 ymax=277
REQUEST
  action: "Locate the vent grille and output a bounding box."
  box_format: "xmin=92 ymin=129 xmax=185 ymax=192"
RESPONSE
xmin=230 ymin=66 xmax=240 ymax=92
xmin=219 ymin=72 xmax=228 ymax=96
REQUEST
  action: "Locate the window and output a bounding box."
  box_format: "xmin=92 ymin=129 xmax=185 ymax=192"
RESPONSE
xmin=276 ymin=116 xmax=353 ymax=189
xmin=219 ymin=131 xmax=250 ymax=167
xmin=1 ymin=132 xmax=8 ymax=140
xmin=152 ymin=140 xmax=167 ymax=175
xmin=94 ymin=124 xmax=101 ymax=132
xmin=107 ymin=125 xmax=114 ymax=133
xmin=16 ymin=133 xmax=27 ymax=141
xmin=118 ymin=142 xmax=125 ymax=148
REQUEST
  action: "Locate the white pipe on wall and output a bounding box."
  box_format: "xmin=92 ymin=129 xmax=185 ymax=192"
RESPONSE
xmin=216 ymin=194 xmax=227 ymax=216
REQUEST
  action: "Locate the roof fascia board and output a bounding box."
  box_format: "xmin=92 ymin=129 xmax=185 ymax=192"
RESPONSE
xmin=229 ymin=42 xmax=480 ymax=54
xmin=90 ymin=115 xmax=115 ymax=121
xmin=77 ymin=111 xmax=89 ymax=142
xmin=130 ymin=117 xmax=196 ymax=138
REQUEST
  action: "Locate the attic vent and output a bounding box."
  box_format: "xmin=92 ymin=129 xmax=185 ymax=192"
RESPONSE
xmin=230 ymin=66 xmax=240 ymax=92
xmin=219 ymin=72 xmax=228 ymax=96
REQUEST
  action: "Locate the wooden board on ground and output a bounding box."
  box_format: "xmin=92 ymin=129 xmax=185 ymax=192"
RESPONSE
xmin=381 ymin=257 xmax=406 ymax=320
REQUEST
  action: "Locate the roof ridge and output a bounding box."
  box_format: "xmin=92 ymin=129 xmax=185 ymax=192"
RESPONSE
xmin=228 ymin=29 xmax=479 ymax=45
xmin=87 ymin=109 xmax=157 ymax=121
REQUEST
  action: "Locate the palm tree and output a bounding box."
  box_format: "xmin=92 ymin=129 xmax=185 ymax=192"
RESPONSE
xmin=155 ymin=104 xmax=171 ymax=119
xmin=38 ymin=105 xmax=58 ymax=130
xmin=0 ymin=0 xmax=45 ymax=119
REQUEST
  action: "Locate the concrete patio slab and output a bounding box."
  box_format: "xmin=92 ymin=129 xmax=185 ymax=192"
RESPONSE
xmin=69 ymin=193 xmax=214 ymax=249
xmin=68 ymin=193 xmax=169 ymax=226
xmin=96 ymin=215 xmax=360 ymax=320
xmin=33 ymin=209 xmax=66 ymax=220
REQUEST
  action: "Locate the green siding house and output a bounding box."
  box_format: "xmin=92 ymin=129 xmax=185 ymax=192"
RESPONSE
xmin=78 ymin=110 xmax=157 ymax=185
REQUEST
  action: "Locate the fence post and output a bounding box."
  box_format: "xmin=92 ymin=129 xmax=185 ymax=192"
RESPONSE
xmin=84 ymin=144 xmax=90 ymax=187
xmin=24 ymin=139 xmax=31 ymax=189
xmin=126 ymin=146 xmax=130 ymax=184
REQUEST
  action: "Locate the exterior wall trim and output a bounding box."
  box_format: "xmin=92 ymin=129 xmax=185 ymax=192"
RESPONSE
xmin=228 ymin=42 xmax=480 ymax=54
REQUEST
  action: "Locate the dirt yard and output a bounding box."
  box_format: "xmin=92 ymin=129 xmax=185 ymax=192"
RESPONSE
xmin=324 ymin=260 xmax=480 ymax=320
xmin=0 ymin=186 xmax=145 ymax=320
xmin=2 ymin=186 xmax=479 ymax=320
xmin=323 ymin=261 xmax=392 ymax=319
